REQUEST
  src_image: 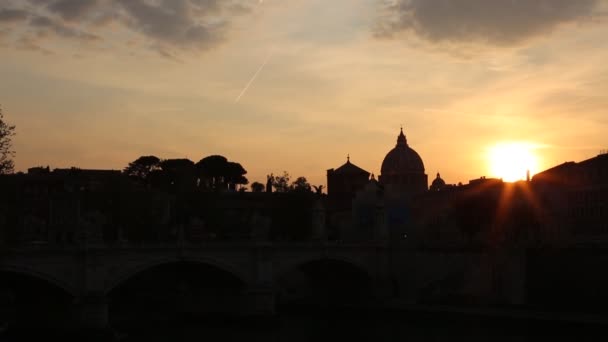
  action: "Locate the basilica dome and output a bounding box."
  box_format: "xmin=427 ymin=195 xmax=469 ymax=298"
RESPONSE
xmin=430 ymin=173 xmax=446 ymax=191
xmin=380 ymin=128 xmax=425 ymax=175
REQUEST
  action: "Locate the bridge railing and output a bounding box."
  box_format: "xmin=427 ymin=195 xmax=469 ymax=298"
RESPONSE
xmin=0 ymin=189 xmax=400 ymax=250
xmin=0 ymin=219 xmax=389 ymax=250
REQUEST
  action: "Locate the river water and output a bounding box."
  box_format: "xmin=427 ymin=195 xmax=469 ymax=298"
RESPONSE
xmin=1 ymin=308 xmax=601 ymax=341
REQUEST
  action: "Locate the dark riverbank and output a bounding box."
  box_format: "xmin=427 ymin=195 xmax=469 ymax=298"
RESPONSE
xmin=2 ymin=306 xmax=607 ymax=342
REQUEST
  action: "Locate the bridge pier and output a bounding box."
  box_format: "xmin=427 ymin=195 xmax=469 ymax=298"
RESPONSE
xmin=242 ymin=286 xmax=275 ymax=316
xmin=74 ymin=293 xmax=108 ymax=331
xmin=373 ymin=276 xmax=396 ymax=301
xmin=495 ymin=249 xmax=527 ymax=306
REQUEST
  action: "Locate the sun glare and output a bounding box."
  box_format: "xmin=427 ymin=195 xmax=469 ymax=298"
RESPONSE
xmin=488 ymin=142 xmax=539 ymax=182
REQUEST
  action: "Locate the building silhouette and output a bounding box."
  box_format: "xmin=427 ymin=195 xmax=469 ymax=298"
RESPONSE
xmin=326 ymin=155 xmax=370 ymax=207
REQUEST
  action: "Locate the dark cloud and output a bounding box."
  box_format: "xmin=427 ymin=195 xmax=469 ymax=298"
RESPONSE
xmin=47 ymin=0 xmax=99 ymax=21
xmin=154 ymin=45 xmax=181 ymax=62
xmin=0 ymin=8 xmax=28 ymax=22
xmin=0 ymin=0 xmax=257 ymax=56
xmin=30 ymin=15 xmax=100 ymax=41
xmin=377 ymin=0 xmax=602 ymax=45
xmin=117 ymin=0 xmax=225 ymax=50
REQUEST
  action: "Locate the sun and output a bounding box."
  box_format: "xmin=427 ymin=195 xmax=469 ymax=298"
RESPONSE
xmin=488 ymin=142 xmax=539 ymax=182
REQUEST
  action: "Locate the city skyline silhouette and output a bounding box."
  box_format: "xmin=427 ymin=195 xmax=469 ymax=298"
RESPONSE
xmin=2 ymin=1 xmax=608 ymax=187
xmin=2 ymin=0 xmax=608 ymax=340
xmin=3 ymin=122 xmax=593 ymax=191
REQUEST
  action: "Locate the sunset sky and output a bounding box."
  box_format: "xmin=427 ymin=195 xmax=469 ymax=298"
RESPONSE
xmin=2 ymin=0 xmax=608 ymax=187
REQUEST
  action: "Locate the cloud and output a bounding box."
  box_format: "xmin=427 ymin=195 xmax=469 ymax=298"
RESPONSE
xmin=0 ymin=28 xmax=9 ymax=43
xmin=0 ymin=8 xmax=28 ymax=22
xmin=30 ymin=15 xmax=100 ymax=41
xmin=116 ymin=0 xmax=226 ymax=50
xmin=14 ymin=32 xmax=53 ymax=54
xmin=0 ymin=0 xmax=258 ymax=56
xmin=377 ymin=0 xmax=603 ymax=46
xmin=47 ymin=0 xmax=99 ymax=21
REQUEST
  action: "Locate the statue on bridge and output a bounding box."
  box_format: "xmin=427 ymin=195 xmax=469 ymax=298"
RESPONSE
xmin=0 ymin=211 xmax=5 ymax=246
xmin=266 ymin=175 xmax=273 ymax=193
xmin=21 ymin=214 xmax=48 ymax=244
xmin=80 ymin=211 xmax=106 ymax=245
xmin=250 ymin=211 xmax=271 ymax=241
xmin=312 ymin=199 xmax=326 ymax=240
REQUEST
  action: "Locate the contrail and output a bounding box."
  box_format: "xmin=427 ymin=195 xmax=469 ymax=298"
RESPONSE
xmin=235 ymin=52 xmax=273 ymax=103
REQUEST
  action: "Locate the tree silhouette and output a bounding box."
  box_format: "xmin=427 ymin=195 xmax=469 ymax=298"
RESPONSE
xmin=159 ymin=158 xmax=196 ymax=191
xmin=251 ymin=181 xmax=265 ymax=193
xmin=196 ymin=155 xmax=229 ymax=190
xmin=0 ymin=106 xmax=16 ymax=174
xmin=290 ymin=176 xmax=312 ymax=193
xmin=225 ymin=162 xmax=248 ymax=190
xmin=124 ymin=156 xmax=161 ymax=184
xmin=196 ymin=156 xmax=248 ymax=191
xmin=269 ymin=171 xmax=290 ymax=192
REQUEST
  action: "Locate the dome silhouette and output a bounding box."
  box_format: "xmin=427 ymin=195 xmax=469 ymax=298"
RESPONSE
xmin=380 ymin=128 xmax=425 ymax=175
xmin=430 ymin=173 xmax=446 ymax=191
xmin=379 ymin=127 xmax=428 ymax=195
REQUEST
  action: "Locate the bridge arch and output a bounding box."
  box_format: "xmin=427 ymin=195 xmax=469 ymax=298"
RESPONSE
xmin=276 ymin=255 xmax=374 ymax=281
xmin=105 ymin=256 xmax=251 ymax=323
xmin=275 ymin=256 xmax=374 ymax=307
xmin=0 ymin=265 xmax=77 ymax=328
xmin=104 ymin=256 xmax=250 ymax=295
xmin=0 ymin=264 xmax=78 ymax=297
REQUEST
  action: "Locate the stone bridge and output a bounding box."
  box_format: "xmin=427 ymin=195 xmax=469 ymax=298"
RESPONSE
xmin=0 ymin=240 xmax=393 ymax=329
xmin=0 ymin=240 xmax=531 ymax=331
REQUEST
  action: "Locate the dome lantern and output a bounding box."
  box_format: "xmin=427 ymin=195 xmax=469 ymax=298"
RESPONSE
xmin=397 ymin=126 xmax=407 ymax=147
